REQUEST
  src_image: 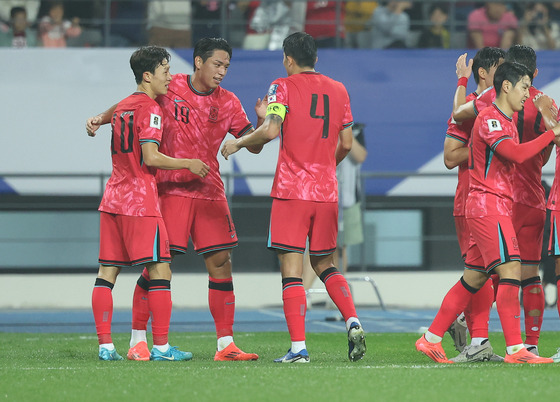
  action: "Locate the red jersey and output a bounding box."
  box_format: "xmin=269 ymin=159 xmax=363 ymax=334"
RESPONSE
xmin=474 ymin=86 xmax=551 ymax=210
xmin=548 ymin=146 xmax=560 ymax=211
xmin=446 ymin=91 xmax=478 ymax=217
xmin=98 ymin=92 xmax=163 ymax=217
xmin=267 ymin=71 xmax=353 ymax=202
xmin=473 ymin=86 xmax=496 ymax=116
xmin=466 ymin=103 xmax=518 ymax=218
xmin=305 ymin=1 xmax=344 ymax=40
xmin=156 ymin=74 xmax=253 ymax=200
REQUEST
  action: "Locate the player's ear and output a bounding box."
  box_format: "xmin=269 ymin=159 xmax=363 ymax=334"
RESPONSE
xmin=143 ymin=71 xmax=152 ymax=83
xmin=195 ymin=56 xmax=203 ymax=70
xmin=502 ymin=80 xmax=511 ymax=93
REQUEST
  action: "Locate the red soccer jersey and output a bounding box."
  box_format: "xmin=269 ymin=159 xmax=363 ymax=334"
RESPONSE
xmin=512 ymin=86 xmax=550 ymax=210
xmin=446 ymin=91 xmax=478 ymax=217
xmin=548 ymin=146 xmax=560 ymax=211
xmin=473 ymin=86 xmax=496 ymax=116
xmin=466 ymin=103 xmax=519 ymax=218
xmin=156 ymin=74 xmax=253 ymax=200
xmin=98 ymin=92 xmax=163 ymax=217
xmin=267 ymin=71 xmax=353 ymax=202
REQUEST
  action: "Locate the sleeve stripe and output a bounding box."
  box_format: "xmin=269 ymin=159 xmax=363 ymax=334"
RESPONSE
xmin=238 ymin=123 xmax=254 ymax=137
xmin=343 ymin=121 xmax=354 ymax=129
xmin=491 ymin=136 xmax=512 ymax=151
xmin=140 ymin=139 xmax=160 ymax=146
xmin=445 ymin=133 xmax=468 ymax=144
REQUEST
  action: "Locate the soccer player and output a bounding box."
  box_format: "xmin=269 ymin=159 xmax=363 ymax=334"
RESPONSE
xmin=443 ymin=48 xmax=505 ymax=362
xmin=221 ymin=32 xmax=367 ymax=363
xmin=87 ymin=38 xmax=262 ymax=362
xmin=416 ymin=61 xmax=560 ymax=364
xmin=90 ymin=46 xmax=209 ymax=361
xmin=453 ymin=45 xmax=558 ymax=358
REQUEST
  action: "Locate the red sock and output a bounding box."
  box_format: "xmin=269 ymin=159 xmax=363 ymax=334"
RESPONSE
xmin=148 ymin=279 xmax=172 ymax=346
xmin=496 ymin=279 xmax=523 ymax=347
xmin=131 ymin=268 xmax=150 ymax=331
xmin=208 ymin=277 xmax=235 ymax=339
xmin=522 ymin=276 xmax=544 ymax=345
xmin=464 ymin=278 xmax=493 ymax=339
xmin=428 ymin=278 xmax=475 ymax=337
xmin=320 ymin=268 xmax=357 ymax=321
xmin=281 ymin=278 xmax=306 ymax=342
xmin=92 ymin=278 xmax=114 ymax=345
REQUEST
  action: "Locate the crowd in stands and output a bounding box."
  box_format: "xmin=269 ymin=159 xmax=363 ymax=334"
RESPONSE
xmin=3 ymin=1 xmax=560 ymax=50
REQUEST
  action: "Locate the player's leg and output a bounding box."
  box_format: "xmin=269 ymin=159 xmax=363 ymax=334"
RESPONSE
xmin=514 ymin=204 xmax=545 ymax=355
xmin=192 ymin=198 xmax=257 ymax=361
xmin=128 ymin=195 xmax=192 ymax=359
xmin=268 ymin=199 xmax=310 ymax=363
xmin=145 ymin=261 xmax=191 ymax=361
xmin=309 ymin=201 xmax=365 ymax=361
xmin=93 ymin=212 xmax=124 ymax=361
xmin=92 ymin=264 xmax=123 ymax=361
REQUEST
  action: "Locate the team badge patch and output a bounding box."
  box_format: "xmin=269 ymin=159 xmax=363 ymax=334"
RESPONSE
xmin=150 ymin=113 xmax=162 ymax=129
xmin=209 ymin=106 xmax=219 ymax=122
xmin=267 ymin=84 xmax=278 ymax=103
xmin=487 ymin=119 xmax=502 ymax=132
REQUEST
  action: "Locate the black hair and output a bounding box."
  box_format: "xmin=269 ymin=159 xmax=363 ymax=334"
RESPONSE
xmin=10 ymin=6 xmax=26 ymax=19
xmin=193 ymin=37 xmax=232 ymax=71
xmin=129 ymin=46 xmax=171 ymax=84
xmin=429 ymin=3 xmax=449 ymax=16
xmin=505 ymin=45 xmax=537 ymax=76
xmin=472 ymin=47 xmax=505 ymax=85
xmin=282 ymin=32 xmax=317 ymax=69
xmin=493 ymin=61 xmax=533 ymax=97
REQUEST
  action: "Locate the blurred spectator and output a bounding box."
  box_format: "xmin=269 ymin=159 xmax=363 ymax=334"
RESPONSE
xmin=192 ymin=1 xmax=221 ymax=44
xmin=305 ymin=1 xmax=344 ymax=48
xmin=243 ymin=0 xmax=306 ymax=50
xmin=417 ymin=3 xmax=450 ymax=48
xmin=147 ymin=0 xmax=191 ymax=48
xmin=0 ymin=1 xmax=40 ymax=24
xmin=0 ymin=6 xmax=39 ymax=47
xmin=108 ymin=1 xmax=147 ymax=47
xmin=467 ymin=2 xmax=518 ymax=49
xmin=368 ymin=1 xmax=412 ymax=49
xmin=343 ymin=1 xmax=377 ymax=48
xmin=39 ymin=1 xmax=81 ymax=47
xmin=519 ymin=2 xmax=556 ymax=50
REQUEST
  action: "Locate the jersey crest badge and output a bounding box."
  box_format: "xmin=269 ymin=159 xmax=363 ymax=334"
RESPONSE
xmin=268 ymin=84 xmax=278 ymax=103
xmin=150 ymin=113 xmax=162 ymax=129
xmin=209 ymin=106 xmax=219 ymax=122
xmin=487 ymin=119 xmax=502 ymax=132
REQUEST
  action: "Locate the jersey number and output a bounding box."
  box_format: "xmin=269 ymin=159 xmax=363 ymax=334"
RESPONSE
xmin=111 ymin=112 xmax=134 ymax=154
xmin=174 ymin=103 xmax=189 ymax=124
xmin=310 ymin=94 xmax=330 ymax=138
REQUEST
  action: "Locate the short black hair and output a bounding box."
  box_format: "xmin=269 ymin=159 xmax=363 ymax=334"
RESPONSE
xmin=472 ymin=47 xmax=505 ymax=84
xmin=10 ymin=6 xmax=26 ymax=19
xmin=193 ymin=37 xmax=232 ymax=71
xmin=493 ymin=61 xmax=532 ymax=97
xmin=129 ymin=46 xmax=171 ymax=84
xmin=505 ymin=45 xmax=537 ymax=76
xmin=283 ymin=32 xmax=317 ymax=69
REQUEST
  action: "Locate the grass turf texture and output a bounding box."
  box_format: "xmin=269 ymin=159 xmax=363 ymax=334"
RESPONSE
xmin=2 ymin=331 xmax=560 ymax=401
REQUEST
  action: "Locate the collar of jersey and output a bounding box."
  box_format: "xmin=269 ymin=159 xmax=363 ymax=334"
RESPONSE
xmin=491 ymin=102 xmax=512 ymax=121
xmin=188 ymin=75 xmax=215 ymax=96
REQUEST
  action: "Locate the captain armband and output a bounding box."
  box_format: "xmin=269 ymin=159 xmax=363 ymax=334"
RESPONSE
xmin=266 ymin=102 xmax=287 ymax=121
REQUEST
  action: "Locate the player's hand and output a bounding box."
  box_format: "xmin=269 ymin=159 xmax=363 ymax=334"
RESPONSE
xmin=221 ymin=139 xmax=242 ymax=160
xmin=255 ymin=96 xmax=268 ymax=121
xmin=86 ymin=115 xmax=103 ymax=137
xmin=187 ymin=159 xmax=210 ymax=178
xmin=534 ymin=93 xmax=559 ymax=130
xmin=456 ymin=53 xmax=473 ymax=79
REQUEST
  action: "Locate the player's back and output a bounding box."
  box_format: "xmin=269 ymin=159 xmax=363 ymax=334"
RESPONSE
xmin=100 ymin=92 xmax=162 ymax=217
xmin=271 ymin=72 xmax=353 ymax=202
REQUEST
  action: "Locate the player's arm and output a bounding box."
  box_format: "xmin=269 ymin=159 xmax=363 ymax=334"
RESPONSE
xmin=141 ymin=142 xmax=210 ymax=178
xmin=348 ymin=138 xmax=367 ymax=164
xmin=221 ymin=102 xmax=284 ymax=160
xmin=443 ymin=137 xmax=468 ymax=169
xmin=86 ymin=103 xmax=117 ymax=137
xmin=452 ymin=54 xmax=475 ymax=123
xmin=495 ymin=127 xmax=560 ymax=164
xmin=335 ymin=127 xmax=353 ymax=166
xmin=242 ymin=96 xmax=269 ymax=155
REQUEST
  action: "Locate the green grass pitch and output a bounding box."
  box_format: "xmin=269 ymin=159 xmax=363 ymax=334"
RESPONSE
xmin=2 ymin=331 xmax=560 ymax=401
